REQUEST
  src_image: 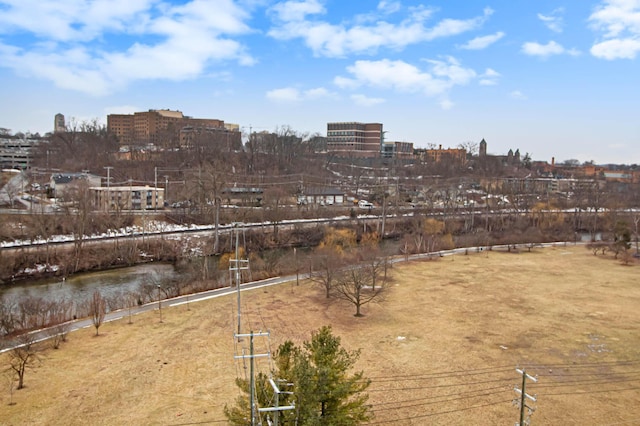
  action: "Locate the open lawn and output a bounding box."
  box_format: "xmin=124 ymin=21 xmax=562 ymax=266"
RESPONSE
xmin=1 ymin=245 xmax=639 ymax=425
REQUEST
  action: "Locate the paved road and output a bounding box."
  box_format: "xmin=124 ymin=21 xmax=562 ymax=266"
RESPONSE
xmin=0 ymin=241 xmax=580 ymax=353
xmin=0 ymin=272 xmax=310 ymax=353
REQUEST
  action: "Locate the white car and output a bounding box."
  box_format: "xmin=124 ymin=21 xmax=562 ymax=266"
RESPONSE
xmin=358 ymin=200 xmax=373 ymax=209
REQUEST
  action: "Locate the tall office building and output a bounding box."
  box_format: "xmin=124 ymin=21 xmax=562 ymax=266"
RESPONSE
xmin=326 ymin=122 xmax=383 ymax=158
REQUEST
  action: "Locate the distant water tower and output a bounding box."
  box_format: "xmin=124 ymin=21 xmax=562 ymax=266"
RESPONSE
xmin=54 ymin=113 xmax=65 ymax=133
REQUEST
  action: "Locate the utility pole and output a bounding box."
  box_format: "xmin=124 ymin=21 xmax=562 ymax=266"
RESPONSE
xmin=154 ymin=166 xmax=158 ymax=211
xmin=156 ymin=285 xmax=164 ymax=323
xmin=514 ymin=367 xmax=537 ymax=426
xmin=234 ymin=331 xmax=270 ymax=426
xmin=164 ymin=175 xmax=169 ymax=206
xmin=104 ymin=166 xmax=113 ymax=211
xmin=230 ymin=225 xmax=250 ymax=338
xmin=259 ymin=378 xmax=295 ymax=426
xmin=294 ymin=247 xmax=299 ymax=286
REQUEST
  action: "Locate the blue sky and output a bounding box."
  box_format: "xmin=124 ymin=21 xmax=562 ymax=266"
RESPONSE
xmin=0 ymin=0 xmax=638 ymax=164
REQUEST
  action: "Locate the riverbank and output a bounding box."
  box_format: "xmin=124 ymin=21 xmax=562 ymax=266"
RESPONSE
xmin=1 ymin=245 xmax=638 ymax=425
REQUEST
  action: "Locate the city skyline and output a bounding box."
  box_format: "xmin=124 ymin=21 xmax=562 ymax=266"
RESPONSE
xmin=0 ymin=0 xmax=638 ymax=164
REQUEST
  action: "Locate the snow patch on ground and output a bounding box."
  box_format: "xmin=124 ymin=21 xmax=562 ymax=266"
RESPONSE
xmin=0 ymin=221 xmax=205 ymax=248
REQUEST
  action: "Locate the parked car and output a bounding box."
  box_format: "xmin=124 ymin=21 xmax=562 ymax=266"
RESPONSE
xmin=358 ymin=200 xmax=373 ymax=209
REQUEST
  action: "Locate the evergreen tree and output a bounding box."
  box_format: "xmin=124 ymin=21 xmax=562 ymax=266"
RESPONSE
xmin=613 ymin=220 xmax=632 ymax=258
xmin=225 ymin=326 xmax=371 ymax=425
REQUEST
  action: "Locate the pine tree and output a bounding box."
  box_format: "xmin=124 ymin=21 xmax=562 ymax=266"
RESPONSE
xmin=224 ymin=326 xmax=372 ymax=425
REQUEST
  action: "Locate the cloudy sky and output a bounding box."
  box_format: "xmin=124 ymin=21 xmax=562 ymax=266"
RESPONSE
xmin=0 ymin=0 xmax=638 ymax=164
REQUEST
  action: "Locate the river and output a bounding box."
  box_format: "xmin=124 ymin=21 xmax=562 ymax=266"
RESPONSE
xmin=0 ymin=263 xmax=179 ymax=305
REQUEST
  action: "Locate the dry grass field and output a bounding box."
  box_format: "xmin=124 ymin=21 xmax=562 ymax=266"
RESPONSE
xmin=1 ymin=245 xmax=639 ymax=425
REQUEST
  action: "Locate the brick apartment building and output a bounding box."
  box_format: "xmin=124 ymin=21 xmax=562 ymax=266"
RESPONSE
xmin=107 ymin=109 xmax=240 ymax=149
xmin=326 ymin=122 xmax=383 ymax=158
xmin=416 ymin=145 xmax=467 ymax=165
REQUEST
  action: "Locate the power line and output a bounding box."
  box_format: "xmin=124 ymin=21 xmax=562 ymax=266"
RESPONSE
xmin=531 ymin=374 xmax=640 ymax=388
xmin=545 ymin=385 xmax=640 ymax=396
xmin=520 ymin=359 xmax=640 ymax=369
xmin=535 ymin=369 xmax=640 ymax=378
xmin=365 ymin=398 xmax=513 ymax=425
xmin=369 ymin=364 xmax=513 ymax=381
xmin=363 ymin=362 xmax=640 ymax=426
xmin=368 ymin=376 xmax=515 ymax=392
xmin=169 ymin=419 xmax=228 ymax=425
xmin=369 ymin=387 xmax=510 ymax=413
xmin=373 ymin=384 xmax=510 ymax=408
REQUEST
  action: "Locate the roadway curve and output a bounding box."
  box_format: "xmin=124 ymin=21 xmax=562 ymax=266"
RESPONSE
xmin=0 ymin=241 xmax=578 ymax=353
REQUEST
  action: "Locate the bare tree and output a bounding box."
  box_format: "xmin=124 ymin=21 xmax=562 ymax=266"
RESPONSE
xmin=62 ymin=179 xmax=93 ymax=272
xmin=263 ymin=185 xmax=290 ymax=243
xmin=523 ymin=227 xmax=544 ymax=252
xmin=0 ymin=296 xmax=17 ymax=338
xmin=458 ymin=141 xmax=478 ymax=159
xmin=309 ymin=250 xmax=342 ymax=299
xmin=47 ymin=298 xmax=73 ymax=349
xmin=586 ymin=241 xmax=608 ymax=256
xmin=40 ymin=118 xmax=118 ymax=171
xmin=422 ymin=218 xmax=446 ymax=256
xmin=3 ymin=370 xmax=17 ymax=405
xmin=48 ymin=322 xmax=70 ymax=350
xmin=202 ymin=161 xmax=227 ymax=253
xmin=8 ymin=333 xmax=41 ymax=390
xmin=126 ymin=292 xmax=138 ymax=324
xmin=89 ymin=291 xmax=106 ymax=336
xmin=334 ymin=266 xmax=387 ymax=317
xmin=634 ymin=213 xmax=640 ymax=257
xmin=357 ymin=238 xmax=392 ymax=290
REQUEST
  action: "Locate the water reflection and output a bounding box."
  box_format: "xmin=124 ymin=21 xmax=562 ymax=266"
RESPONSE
xmin=0 ymin=263 xmax=178 ymax=304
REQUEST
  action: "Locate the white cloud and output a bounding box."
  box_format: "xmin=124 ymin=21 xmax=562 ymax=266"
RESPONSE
xmin=427 ymin=56 xmax=477 ymax=86
xmin=333 ymin=76 xmax=360 ymax=90
xmin=510 ymin=90 xmax=527 ymax=100
xmin=377 ymin=1 xmax=401 ymax=15
xmin=521 ymin=41 xmax=580 ymax=58
xmin=266 ymin=87 xmax=301 ymax=102
xmin=439 ymin=99 xmax=454 ymax=110
xmin=589 ymin=0 xmax=640 ymax=38
xmin=0 ymin=0 xmax=255 ymax=95
xmin=268 ymin=4 xmax=493 ymax=57
xmin=591 ymin=37 xmax=640 ymax=59
xmin=266 ymin=86 xmax=334 ymax=102
xmin=351 ymin=94 xmax=385 ymax=106
xmin=0 ymin=0 xmax=156 ymax=42
xmin=268 ymin=0 xmax=325 ymax=22
xmin=460 ymin=31 xmax=505 ymax=50
xmin=589 ymin=0 xmax=640 ymax=59
xmin=479 ymin=68 xmax=500 ymax=86
xmin=304 ymin=87 xmax=333 ymax=99
xmin=538 ymin=8 xmax=564 ymax=33
xmin=334 ymin=57 xmax=476 ymax=109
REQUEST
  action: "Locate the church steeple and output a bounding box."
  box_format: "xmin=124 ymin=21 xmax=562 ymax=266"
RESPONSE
xmin=479 ymin=138 xmax=487 ymax=157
